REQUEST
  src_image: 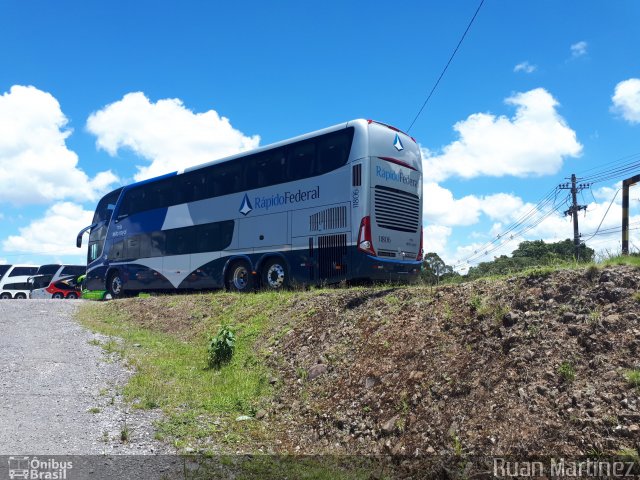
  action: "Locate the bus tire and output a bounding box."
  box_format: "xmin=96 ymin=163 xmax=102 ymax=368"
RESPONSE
xmin=14 ymin=293 xmax=26 ymax=299
xmin=52 ymin=292 xmax=64 ymax=299
xmin=261 ymin=258 xmax=288 ymax=291
xmin=226 ymin=261 xmax=254 ymax=293
xmin=107 ymin=270 xmax=124 ymax=299
xmin=67 ymin=292 xmax=79 ymax=299
xmin=0 ymin=292 xmax=10 ymax=299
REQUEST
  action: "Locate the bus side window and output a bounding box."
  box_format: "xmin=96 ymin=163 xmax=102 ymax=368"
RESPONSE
xmin=246 ymin=150 xmax=286 ymax=190
xmin=317 ymin=130 xmax=350 ymax=174
xmin=150 ymin=231 xmax=165 ymax=257
xmin=176 ymin=172 xmax=205 ymax=204
xmin=109 ymin=241 xmax=124 ymax=261
xmin=139 ymin=234 xmax=151 ymax=258
xmin=209 ymin=162 xmax=241 ymax=197
xmin=127 ymin=236 xmax=140 ymax=260
xmin=166 ymin=228 xmax=193 ymax=255
xmin=287 ymin=141 xmax=316 ymax=182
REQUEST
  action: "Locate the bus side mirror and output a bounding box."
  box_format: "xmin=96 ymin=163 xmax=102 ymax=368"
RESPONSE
xmin=76 ymin=224 xmax=97 ymax=248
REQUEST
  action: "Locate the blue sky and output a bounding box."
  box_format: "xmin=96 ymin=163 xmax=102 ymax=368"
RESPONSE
xmin=1 ymin=0 xmax=639 ymax=270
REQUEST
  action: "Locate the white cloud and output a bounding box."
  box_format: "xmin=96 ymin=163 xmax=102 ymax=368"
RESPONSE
xmin=87 ymin=92 xmax=261 ymax=181
xmin=423 ymin=182 xmax=481 ymax=226
xmin=423 ymin=225 xmax=452 ymax=256
xmin=611 ymin=78 xmax=640 ymax=124
xmin=2 ymin=202 xmax=93 ymax=257
xmin=442 ymin=182 xmax=640 ymax=272
xmin=423 ymin=182 xmax=526 ymax=228
xmin=570 ymin=41 xmax=588 ymax=58
xmin=422 ymin=88 xmax=582 ymax=182
xmin=0 ymin=85 xmax=118 ymax=205
xmin=514 ymin=61 xmax=536 ymax=74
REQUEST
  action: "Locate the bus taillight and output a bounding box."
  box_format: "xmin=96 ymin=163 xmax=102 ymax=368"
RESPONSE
xmin=417 ymin=226 xmax=423 ymax=261
xmin=357 ymin=216 xmax=376 ymax=256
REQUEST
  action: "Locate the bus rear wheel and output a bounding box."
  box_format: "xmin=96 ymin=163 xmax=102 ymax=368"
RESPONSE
xmin=107 ymin=271 xmax=124 ymax=299
xmin=1 ymin=292 xmax=12 ymax=299
xmin=14 ymin=293 xmax=26 ymax=299
xmin=67 ymin=292 xmax=79 ymax=299
xmin=226 ymin=261 xmax=254 ymax=293
xmin=261 ymin=258 xmax=288 ymax=291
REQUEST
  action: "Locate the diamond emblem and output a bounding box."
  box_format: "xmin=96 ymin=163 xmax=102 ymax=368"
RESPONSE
xmin=393 ymin=133 xmax=404 ymax=151
xmin=239 ymin=194 xmax=253 ymax=216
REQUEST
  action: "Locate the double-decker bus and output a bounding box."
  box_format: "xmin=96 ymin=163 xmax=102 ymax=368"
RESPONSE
xmin=29 ymin=264 xmax=86 ymax=299
xmin=0 ymin=265 xmax=38 ymax=299
xmin=77 ymin=119 xmax=423 ymax=297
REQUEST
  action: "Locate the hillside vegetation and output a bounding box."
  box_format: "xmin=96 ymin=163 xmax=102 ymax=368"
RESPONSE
xmin=78 ymin=262 xmax=640 ymax=474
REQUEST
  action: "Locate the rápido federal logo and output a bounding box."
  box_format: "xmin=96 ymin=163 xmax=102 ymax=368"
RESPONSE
xmin=8 ymin=457 xmax=72 ymax=479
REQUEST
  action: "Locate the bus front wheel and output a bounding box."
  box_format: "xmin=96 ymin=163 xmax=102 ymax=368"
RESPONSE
xmin=14 ymin=293 xmax=26 ymax=299
xmin=261 ymin=259 xmax=288 ymax=291
xmin=226 ymin=261 xmax=254 ymax=293
xmin=108 ymin=271 xmax=124 ymax=298
xmin=0 ymin=292 xmax=12 ymax=299
xmin=52 ymin=292 xmax=64 ymax=299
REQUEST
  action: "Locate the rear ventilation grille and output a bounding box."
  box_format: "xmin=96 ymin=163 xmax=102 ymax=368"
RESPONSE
xmin=352 ymin=164 xmax=362 ymax=187
xmin=318 ymin=233 xmax=347 ymax=280
xmin=374 ymin=185 xmax=420 ymax=233
xmin=310 ymin=206 xmax=347 ymax=232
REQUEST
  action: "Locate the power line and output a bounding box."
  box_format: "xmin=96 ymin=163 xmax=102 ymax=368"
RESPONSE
xmin=451 ymin=189 xmax=569 ymax=269
xmin=581 ymin=188 xmax=621 ymax=242
xmin=406 ymin=0 xmax=485 ymax=133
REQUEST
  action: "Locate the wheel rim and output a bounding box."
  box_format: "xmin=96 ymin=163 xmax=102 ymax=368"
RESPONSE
xmin=111 ymin=275 xmax=122 ymax=295
xmin=266 ymin=263 xmax=285 ymax=289
xmin=232 ymin=265 xmax=249 ymax=290
xmin=68 ymin=293 xmax=78 ymax=299
xmin=53 ymin=293 xmax=63 ymax=299
xmin=1 ymin=293 xmax=9 ymax=299
xmin=16 ymin=294 xmax=25 ymax=299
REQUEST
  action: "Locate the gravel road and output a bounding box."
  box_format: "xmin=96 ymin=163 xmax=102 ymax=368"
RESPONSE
xmin=0 ymin=300 xmax=189 ymax=478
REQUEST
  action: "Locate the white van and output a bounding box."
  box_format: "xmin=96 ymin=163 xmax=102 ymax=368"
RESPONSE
xmin=0 ymin=265 xmax=39 ymax=299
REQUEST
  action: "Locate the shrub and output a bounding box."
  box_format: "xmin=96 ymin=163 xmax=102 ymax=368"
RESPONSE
xmin=558 ymin=361 xmax=576 ymax=382
xmin=624 ymin=369 xmax=640 ymax=389
xmin=208 ymin=325 xmax=236 ymax=369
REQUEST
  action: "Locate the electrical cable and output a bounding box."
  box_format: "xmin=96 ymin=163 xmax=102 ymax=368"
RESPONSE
xmin=581 ymin=188 xmax=621 ymax=242
xmin=406 ymin=0 xmax=485 ymax=133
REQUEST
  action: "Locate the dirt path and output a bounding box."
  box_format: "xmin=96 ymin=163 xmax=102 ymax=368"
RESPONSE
xmin=0 ymin=299 xmax=172 ymax=456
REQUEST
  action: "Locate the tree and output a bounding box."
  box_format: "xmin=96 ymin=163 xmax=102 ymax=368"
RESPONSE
xmin=466 ymin=239 xmax=594 ymax=280
xmin=422 ymin=252 xmax=459 ymax=284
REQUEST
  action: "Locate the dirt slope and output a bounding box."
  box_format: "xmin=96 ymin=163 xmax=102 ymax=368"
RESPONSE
xmin=264 ymin=265 xmax=640 ymax=458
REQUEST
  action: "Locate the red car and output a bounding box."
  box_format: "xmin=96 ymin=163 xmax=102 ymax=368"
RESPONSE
xmin=46 ymin=279 xmax=82 ymax=299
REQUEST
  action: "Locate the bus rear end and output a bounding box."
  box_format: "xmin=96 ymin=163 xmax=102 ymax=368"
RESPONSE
xmin=354 ymin=120 xmax=423 ymax=282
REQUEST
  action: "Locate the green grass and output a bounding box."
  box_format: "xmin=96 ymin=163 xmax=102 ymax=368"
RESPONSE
xmin=602 ymin=254 xmax=640 ymax=266
xmin=76 ymin=291 xmax=291 ymax=452
xmin=624 ymin=369 xmax=640 ymax=390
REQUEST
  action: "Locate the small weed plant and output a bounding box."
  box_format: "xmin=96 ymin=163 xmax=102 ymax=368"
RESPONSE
xmin=208 ymin=325 xmax=236 ymax=370
xmin=558 ymin=361 xmax=576 ymax=382
xmin=624 ymin=369 xmax=640 ymax=390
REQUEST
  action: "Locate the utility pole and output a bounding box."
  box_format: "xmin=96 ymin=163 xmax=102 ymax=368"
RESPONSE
xmin=622 ymin=174 xmax=640 ymax=255
xmin=559 ymin=174 xmax=589 ymax=260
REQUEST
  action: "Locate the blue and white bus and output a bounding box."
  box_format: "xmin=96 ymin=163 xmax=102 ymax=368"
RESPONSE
xmin=77 ymin=119 xmax=423 ymax=296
